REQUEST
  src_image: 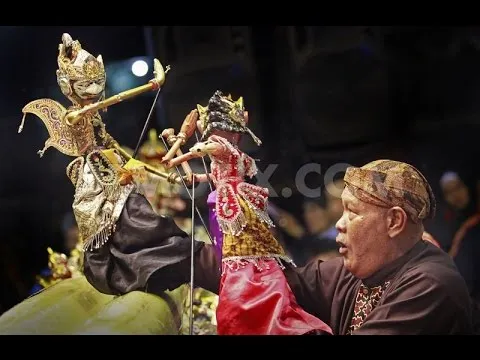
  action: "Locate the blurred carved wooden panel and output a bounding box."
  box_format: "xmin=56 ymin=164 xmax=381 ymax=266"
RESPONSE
xmin=286 ymin=26 xmax=391 ymax=149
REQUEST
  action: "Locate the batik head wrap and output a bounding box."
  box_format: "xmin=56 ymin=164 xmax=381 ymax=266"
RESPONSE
xmin=343 ymin=160 xmax=436 ymax=223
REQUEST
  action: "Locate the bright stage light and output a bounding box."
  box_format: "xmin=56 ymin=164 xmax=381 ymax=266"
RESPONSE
xmin=131 ymin=60 xmax=149 ymax=77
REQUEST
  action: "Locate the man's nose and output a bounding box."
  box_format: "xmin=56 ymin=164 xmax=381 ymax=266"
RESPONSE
xmin=336 ymin=213 xmax=346 ymax=232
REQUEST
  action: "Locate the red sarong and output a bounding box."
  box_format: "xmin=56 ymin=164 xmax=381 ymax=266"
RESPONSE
xmin=216 ymin=259 xmax=333 ymax=335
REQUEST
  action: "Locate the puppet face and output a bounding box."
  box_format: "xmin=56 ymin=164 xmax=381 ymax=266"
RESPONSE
xmin=56 ymin=33 xmax=106 ymax=106
xmin=71 ymin=75 xmax=106 ymax=101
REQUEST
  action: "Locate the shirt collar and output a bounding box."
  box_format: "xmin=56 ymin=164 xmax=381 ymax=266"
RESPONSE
xmin=362 ymin=240 xmax=426 ymax=288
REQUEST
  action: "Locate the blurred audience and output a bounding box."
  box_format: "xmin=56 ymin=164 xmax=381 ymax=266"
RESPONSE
xmin=269 ymin=179 xmax=344 ymax=266
xmin=440 ymin=171 xmax=480 ymax=304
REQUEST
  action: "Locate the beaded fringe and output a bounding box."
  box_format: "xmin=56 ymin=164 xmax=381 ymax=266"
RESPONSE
xmin=245 ymin=201 xmax=274 ymax=228
xmin=218 ymin=203 xmax=274 ymax=236
xmin=82 ymin=184 xmax=122 ymax=252
xmin=218 ymin=212 xmax=248 ymax=236
xmin=221 ymin=255 xmax=296 ymax=274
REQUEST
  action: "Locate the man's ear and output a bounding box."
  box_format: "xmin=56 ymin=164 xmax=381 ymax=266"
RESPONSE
xmin=386 ymin=206 xmax=408 ymax=238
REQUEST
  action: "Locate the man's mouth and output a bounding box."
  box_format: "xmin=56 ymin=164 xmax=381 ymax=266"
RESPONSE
xmin=336 ymin=238 xmax=347 ymax=254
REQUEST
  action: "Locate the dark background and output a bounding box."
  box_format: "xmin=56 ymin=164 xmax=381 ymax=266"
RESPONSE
xmin=0 ymin=26 xmax=479 ymax=312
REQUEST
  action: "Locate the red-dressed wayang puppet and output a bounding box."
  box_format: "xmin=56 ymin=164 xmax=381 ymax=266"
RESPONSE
xmin=163 ymin=90 xmax=332 ymax=335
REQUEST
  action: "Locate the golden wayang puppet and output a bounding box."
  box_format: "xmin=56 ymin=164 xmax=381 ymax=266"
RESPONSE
xmin=18 ymin=33 xmax=184 ymax=251
xmin=0 ymin=33 xmax=191 ymax=335
xmin=36 ymin=240 xmax=84 ymax=290
xmin=164 ymin=90 xmax=332 ymax=335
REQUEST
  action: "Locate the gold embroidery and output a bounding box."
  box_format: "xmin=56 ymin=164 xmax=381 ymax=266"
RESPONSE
xmin=86 ymin=150 xmax=118 ymax=186
xmin=222 ymin=196 xmax=285 ymax=258
xmin=73 ymin=150 xmax=134 ymax=251
xmin=66 ymin=157 xmax=84 ymax=188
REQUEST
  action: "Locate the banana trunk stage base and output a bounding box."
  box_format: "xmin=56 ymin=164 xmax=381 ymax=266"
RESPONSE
xmin=0 ymin=276 xmax=187 ymax=335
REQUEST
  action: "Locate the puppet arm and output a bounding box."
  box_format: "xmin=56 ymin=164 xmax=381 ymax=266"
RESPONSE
xmin=192 ymin=173 xmax=214 ymax=183
xmin=164 ymin=140 xmax=225 ymax=169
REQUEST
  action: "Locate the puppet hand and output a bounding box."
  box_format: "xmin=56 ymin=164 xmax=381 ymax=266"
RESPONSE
xmin=190 ymin=143 xmax=208 ymax=155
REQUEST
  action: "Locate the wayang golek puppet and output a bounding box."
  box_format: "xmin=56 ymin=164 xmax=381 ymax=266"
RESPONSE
xmin=5 ymin=33 xmax=194 ymax=335
xmin=18 ymin=33 xmax=190 ymax=252
xmin=162 ymin=90 xmax=333 ymax=335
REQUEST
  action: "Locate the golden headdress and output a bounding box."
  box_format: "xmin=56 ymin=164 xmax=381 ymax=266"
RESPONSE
xmin=56 ymin=33 xmax=106 ymax=105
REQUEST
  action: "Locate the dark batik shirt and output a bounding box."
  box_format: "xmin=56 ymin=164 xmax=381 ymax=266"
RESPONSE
xmin=177 ymin=240 xmax=474 ymax=335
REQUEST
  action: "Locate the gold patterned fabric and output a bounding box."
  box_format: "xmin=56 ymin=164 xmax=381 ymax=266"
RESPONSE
xmin=344 ymin=160 xmax=436 ymax=222
xmin=68 ymin=149 xmax=135 ymax=251
xmin=222 ymin=196 xmax=285 ymax=258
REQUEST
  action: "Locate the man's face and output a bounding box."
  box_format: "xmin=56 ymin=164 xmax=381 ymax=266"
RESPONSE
xmin=335 ymin=187 xmax=389 ymax=279
xmin=442 ymin=178 xmax=469 ymax=210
